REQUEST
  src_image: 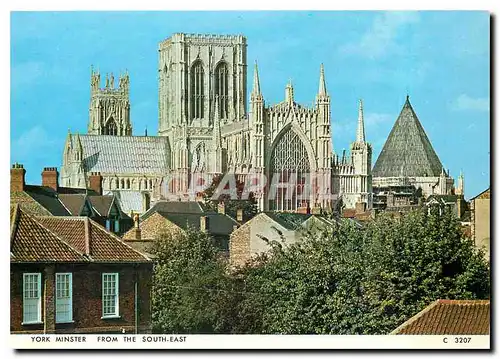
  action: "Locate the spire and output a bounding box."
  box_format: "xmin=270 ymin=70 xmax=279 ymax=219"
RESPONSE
xmin=456 ymin=170 xmax=464 ymax=196
xmin=252 ymin=61 xmax=261 ymax=97
xmin=285 ymin=79 xmax=294 ymax=104
xmin=372 ymin=97 xmax=444 ymax=178
xmin=356 ymin=99 xmax=366 ymax=143
xmin=318 ymin=63 xmax=327 ymax=97
xmin=212 ymin=96 xmax=222 ymax=149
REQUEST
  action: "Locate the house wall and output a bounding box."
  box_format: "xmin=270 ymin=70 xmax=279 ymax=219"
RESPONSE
xmin=10 ymin=263 xmax=152 ymax=334
xmin=472 ymin=193 xmax=490 ymax=259
xmin=229 ymin=214 xmax=299 ymax=268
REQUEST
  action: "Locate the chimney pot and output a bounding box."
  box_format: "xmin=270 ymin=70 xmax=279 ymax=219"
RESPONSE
xmin=236 ymin=208 xmax=243 ymax=222
xmin=218 ymin=201 xmax=226 ymax=215
xmin=200 ymin=216 xmax=209 ymax=232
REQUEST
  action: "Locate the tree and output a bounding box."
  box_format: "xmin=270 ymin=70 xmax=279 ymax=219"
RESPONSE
xmin=150 ymin=208 xmax=490 ymax=334
xmin=151 ymin=228 xmax=232 ymax=333
xmin=236 ymin=208 xmax=490 ymax=334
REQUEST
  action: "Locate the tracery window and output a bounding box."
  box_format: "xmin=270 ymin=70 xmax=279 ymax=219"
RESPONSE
xmin=104 ymin=118 xmax=118 ymax=136
xmin=215 ymin=62 xmax=229 ymax=119
xmin=269 ymin=128 xmax=311 ymax=212
xmin=191 ymin=61 xmax=205 ymax=119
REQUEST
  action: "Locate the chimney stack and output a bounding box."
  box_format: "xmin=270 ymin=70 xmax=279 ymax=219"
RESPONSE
xmin=200 ymin=216 xmax=209 ymax=232
xmin=42 ymin=167 xmax=59 ymax=191
xmin=84 ymin=217 xmax=91 ymax=256
xmin=236 ymin=208 xmax=244 ymax=222
xmin=11 ymin=163 xmax=26 ymax=192
xmin=218 ymin=201 xmax=226 ymax=215
xmin=89 ymin=172 xmax=103 ymax=195
xmin=132 ymin=213 xmax=142 ymax=240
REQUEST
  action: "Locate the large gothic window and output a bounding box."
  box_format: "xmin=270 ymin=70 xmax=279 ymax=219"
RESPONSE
xmin=191 ymin=61 xmax=205 ymax=119
xmin=215 ymin=62 xmax=229 ymax=119
xmin=269 ymin=128 xmax=311 ymax=212
xmin=104 ymin=118 xmax=118 ymax=135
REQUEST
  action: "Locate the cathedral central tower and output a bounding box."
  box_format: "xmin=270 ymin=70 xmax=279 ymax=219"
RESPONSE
xmin=158 ymin=33 xmax=248 ymax=135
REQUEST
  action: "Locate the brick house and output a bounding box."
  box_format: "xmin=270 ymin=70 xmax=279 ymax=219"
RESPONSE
xmin=10 ymin=205 xmax=153 ymax=334
xmin=10 ymin=164 xmax=133 ymax=235
xmin=470 ymin=188 xmax=490 ymax=259
xmin=229 ymin=212 xmax=335 ymax=268
xmin=390 ymin=299 xmax=490 ymax=335
xmin=122 ymin=200 xmax=239 ymax=257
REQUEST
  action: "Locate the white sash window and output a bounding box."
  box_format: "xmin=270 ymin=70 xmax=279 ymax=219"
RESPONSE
xmin=23 ymin=273 xmax=41 ymax=324
xmin=55 ymin=273 xmax=73 ymax=323
xmin=102 ymin=273 xmax=119 ymax=317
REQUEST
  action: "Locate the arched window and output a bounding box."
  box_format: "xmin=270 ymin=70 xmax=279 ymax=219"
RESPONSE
xmin=269 ymin=128 xmax=311 ymax=212
xmin=105 ymin=118 xmax=118 ymax=135
xmin=215 ymin=62 xmax=229 ymax=119
xmin=149 ymin=179 xmax=153 ymax=190
xmin=120 ymin=179 xmax=125 ymax=189
xmin=191 ymin=61 xmax=205 ymax=119
xmin=126 ymin=179 xmax=130 ymax=189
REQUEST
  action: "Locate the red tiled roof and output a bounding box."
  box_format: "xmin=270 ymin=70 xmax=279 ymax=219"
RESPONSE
xmin=10 ymin=206 xmax=150 ymax=263
xmin=10 ymin=205 xmax=84 ymax=262
xmin=390 ymin=299 xmax=490 ymax=335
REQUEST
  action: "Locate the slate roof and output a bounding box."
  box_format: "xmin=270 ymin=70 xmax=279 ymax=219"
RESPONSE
xmin=76 ymin=134 xmax=170 ymax=174
xmin=10 ymin=205 xmax=150 ymax=263
xmin=141 ymin=200 xmax=206 ymax=220
xmin=426 ymin=194 xmax=460 ymax=204
xmin=108 ymin=190 xmax=144 ymax=214
xmin=264 ymin=212 xmax=313 ymax=230
xmin=158 ymin=212 xmax=237 ymax=236
xmin=390 ymin=299 xmax=490 ymax=335
xmin=58 ymin=194 xmax=87 ymax=216
xmin=87 ymin=195 xmax=116 ymax=217
xmin=372 ymin=97 xmax=444 ymax=178
xmin=22 ymin=185 xmax=71 ymax=216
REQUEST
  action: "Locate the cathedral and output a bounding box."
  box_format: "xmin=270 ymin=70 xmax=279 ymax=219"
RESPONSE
xmin=60 ymin=32 xmax=452 ymax=215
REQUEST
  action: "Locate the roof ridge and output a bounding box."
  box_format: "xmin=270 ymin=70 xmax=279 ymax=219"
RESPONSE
xmin=389 ymin=299 xmax=441 ymax=335
xmin=88 ymin=217 xmax=151 ymax=261
xmin=10 ymin=204 xmax=21 ymax=248
xmin=437 ymin=299 xmax=490 ymax=305
xmin=25 ymin=212 xmax=88 ymax=260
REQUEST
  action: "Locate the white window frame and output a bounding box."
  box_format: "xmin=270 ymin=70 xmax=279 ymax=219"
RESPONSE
xmin=22 ymin=273 xmax=42 ymax=324
xmin=55 ymin=273 xmax=73 ymax=323
xmin=102 ymin=273 xmax=119 ymax=318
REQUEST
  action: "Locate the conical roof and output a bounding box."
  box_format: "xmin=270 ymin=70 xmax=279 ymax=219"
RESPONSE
xmin=372 ymin=97 xmax=443 ymax=178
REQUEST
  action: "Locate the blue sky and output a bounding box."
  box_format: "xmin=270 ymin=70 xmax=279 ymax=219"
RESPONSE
xmin=11 ymin=11 xmax=490 ymax=199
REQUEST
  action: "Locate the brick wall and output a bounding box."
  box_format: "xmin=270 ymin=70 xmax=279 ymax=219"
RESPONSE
xmin=11 ymin=263 xmax=153 ymax=334
xmin=229 ymin=221 xmax=251 ymax=268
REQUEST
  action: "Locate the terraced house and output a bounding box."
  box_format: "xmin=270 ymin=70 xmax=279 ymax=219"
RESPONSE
xmin=10 ymin=205 xmax=153 ymax=334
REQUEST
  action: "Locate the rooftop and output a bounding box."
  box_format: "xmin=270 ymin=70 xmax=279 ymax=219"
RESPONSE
xmin=10 ymin=205 xmax=150 ymax=263
xmin=390 ymin=299 xmax=490 ymax=335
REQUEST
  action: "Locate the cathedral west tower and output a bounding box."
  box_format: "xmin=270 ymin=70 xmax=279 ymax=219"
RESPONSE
xmin=88 ymin=67 xmax=132 ymax=136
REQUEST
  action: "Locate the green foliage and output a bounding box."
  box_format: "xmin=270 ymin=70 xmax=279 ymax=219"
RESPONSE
xmin=151 ymin=228 xmax=232 ymax=333
xmin=151 ymin=208 xmax=490 ymax=334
